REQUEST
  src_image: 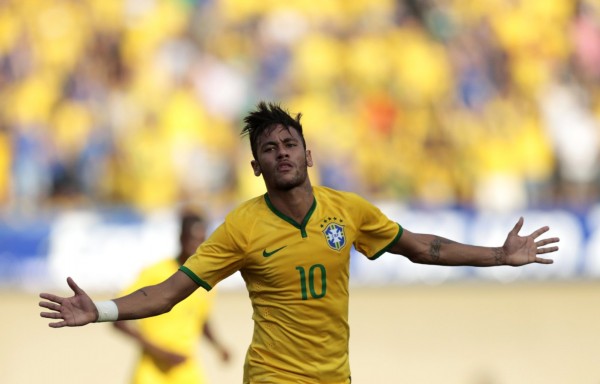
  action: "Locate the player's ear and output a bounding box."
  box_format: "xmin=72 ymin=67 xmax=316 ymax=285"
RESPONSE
xmin=251 ymin=160 xmax=261 ymax=176
xmin=306 ymin=150 xmax=313 ymax=167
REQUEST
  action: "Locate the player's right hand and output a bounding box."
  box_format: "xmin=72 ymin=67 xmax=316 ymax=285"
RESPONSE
xmin=146 ymin=346 xmax=187 ymax=371
xmin=39 ymin=277 xmax=98 ymax=327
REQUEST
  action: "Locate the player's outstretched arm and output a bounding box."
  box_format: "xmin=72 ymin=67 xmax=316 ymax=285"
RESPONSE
xmin=40 ymin=271 xmax=199 ymax=328
xmin=389 ymin=217 xmax=560 ymax=267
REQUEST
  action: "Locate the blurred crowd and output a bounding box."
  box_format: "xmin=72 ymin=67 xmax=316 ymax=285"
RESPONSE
xmin=0 ymin=0 xmax=599 ymax=217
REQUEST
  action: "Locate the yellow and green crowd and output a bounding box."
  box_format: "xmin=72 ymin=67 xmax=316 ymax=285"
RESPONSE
xmin=0 ymin=0 xmax=599 ymax=216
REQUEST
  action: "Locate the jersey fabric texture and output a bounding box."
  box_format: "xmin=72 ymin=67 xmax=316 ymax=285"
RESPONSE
xmin=181 ymin=186 xmax=402 ymax=384
xmin=120 ymin=258 xmax=215 ymax=384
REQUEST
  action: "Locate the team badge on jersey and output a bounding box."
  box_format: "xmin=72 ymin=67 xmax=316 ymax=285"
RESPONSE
xmin=321 ymin=217 xmax=346 ymax=251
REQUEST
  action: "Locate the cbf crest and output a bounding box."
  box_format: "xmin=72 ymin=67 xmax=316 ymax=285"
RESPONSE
xmin=321 ymin=217 xmax=346 ymax=251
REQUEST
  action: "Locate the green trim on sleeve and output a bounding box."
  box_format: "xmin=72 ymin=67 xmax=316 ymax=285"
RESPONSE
xmin=179 ymin=266 xmax=213 ymax=291
xmin=369 ymin=223 xmax=403 ymax=260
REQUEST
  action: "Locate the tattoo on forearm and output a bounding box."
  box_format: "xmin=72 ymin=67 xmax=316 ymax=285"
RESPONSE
xmin=492 ymin=247 xmax=504 ymax=265
xmin=429 ymin=237 xmax=455 ymax=263
xmin=430 ymin=238 xmax=442 ymax=262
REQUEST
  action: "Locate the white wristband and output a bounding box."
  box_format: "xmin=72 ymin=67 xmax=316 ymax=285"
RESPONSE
xmin=94 ymin=300 xmax=119 ymax=322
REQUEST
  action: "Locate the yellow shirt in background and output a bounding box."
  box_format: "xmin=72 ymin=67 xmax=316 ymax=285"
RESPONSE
xmin=120 ymin=258 xmax=215 ymax=384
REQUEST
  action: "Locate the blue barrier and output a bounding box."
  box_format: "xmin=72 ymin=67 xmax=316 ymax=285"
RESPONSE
xmin=0 ymin=206 xmax=597 ymax=291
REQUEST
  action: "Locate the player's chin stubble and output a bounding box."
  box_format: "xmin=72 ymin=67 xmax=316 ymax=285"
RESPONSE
xmin=272 ymin=162 xmax=309 ymax=191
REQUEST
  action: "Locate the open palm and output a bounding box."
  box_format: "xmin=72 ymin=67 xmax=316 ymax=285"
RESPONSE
xmin=502 ymin=217 xmax=560 ymax=266
xmin=39 ymin=277 xmax=98 ymax=327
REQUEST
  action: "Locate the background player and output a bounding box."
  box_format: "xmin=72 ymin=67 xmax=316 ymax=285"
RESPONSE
xmin=112 ymin=208 xmax=230 ymax=384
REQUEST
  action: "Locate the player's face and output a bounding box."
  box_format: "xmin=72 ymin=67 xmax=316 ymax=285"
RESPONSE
xmin=251 ymin=124 xmax=313 ymax=191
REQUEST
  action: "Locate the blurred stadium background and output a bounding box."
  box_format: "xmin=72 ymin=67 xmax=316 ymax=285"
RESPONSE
xmin=1 ymin=0 xmax=600 ymax=383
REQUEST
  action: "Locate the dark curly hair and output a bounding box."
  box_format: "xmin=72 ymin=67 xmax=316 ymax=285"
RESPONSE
xmin=240 ymin=101 xmax=306 ymax=159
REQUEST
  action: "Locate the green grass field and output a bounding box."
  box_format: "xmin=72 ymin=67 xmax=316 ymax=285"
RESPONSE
xmin=3 ymin=281 xmax=599 ymax=384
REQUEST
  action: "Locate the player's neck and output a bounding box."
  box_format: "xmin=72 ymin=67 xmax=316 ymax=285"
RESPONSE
xmin=266 ymin=183 xmax=314 ymax=224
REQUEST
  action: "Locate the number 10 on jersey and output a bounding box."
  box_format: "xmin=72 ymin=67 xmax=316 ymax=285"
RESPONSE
xmin=295 ymin=264 xmax=327 ymax=300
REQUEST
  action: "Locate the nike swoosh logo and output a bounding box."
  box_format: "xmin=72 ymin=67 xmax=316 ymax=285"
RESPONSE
xmin=262 ymin=246 xmax=287 ymax=257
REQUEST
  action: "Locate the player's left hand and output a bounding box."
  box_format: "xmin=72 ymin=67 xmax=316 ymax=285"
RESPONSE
xmin=502 ymin=217 xmax=560 ymax=266
xmin=218 ymin=346 xmax=231 ymax=364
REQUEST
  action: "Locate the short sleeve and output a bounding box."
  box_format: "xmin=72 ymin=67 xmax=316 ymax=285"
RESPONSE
xmin=180 ymin=217 xmax=247 ymax=290
xmin=351 ymin=195 xmax=403 ymax=259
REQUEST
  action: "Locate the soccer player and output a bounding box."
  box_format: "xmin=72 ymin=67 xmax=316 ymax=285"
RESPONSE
xmin=40 ymin=102 xmax=560 ymax=384
xmin=112 ymin=209 xmax=230 ymax=384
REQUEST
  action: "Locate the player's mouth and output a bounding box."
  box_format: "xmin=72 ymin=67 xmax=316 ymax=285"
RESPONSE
xmin=277 ymin=161 xmax=293 ymax=172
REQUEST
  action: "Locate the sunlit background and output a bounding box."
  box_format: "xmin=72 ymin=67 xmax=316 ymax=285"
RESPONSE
xmin=1 ymin=0 xmax=600 ymax=383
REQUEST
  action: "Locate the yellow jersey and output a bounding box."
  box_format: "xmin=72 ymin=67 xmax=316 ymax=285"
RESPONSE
xmin=121 ymin=258 xmax=214 ymax=384
xmin=181 ymin=186 xmax=402 ymax=383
